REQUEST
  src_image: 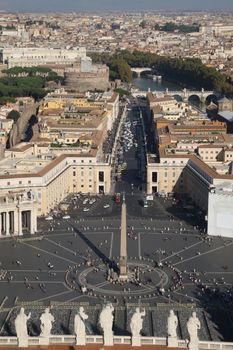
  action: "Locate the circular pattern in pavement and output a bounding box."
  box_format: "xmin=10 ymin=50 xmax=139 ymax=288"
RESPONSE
xmin=65 ymin=257 xmax=182 ymax=300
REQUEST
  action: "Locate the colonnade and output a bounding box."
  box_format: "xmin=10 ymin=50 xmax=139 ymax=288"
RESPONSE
xmin=0 ymin=209 xmax=37 ymax=236
xmin=0 ymin=191 xmax=37 ymax=237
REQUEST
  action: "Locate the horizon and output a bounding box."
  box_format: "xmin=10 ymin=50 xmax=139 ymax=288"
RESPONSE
xmin=1 ymin=0 xmax=233 ymax=12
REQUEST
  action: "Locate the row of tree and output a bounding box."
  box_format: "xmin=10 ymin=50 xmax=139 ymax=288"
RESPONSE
xmin=90 ymin=50 xmax=233 ymax=96
xmin=0 ymin=67 xmax=62 ymax=104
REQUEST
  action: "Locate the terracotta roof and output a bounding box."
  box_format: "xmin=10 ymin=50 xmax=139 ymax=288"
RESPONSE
xmin=158 ymin=149 xmax=233 ymax=180
xmin=0 ymin=153 xmax=99 ymax=180
xmin=108 ymin=92 xmax=118 ymax=103
xmin=198 ymin=144 xmax=224 ymax=149
xmin=147 ymin=92 xmax=156 ymax=103
xmin=188 ymin=155 xmax=218 ymax=178
xmin=9 ymin=144 xmax=33 ymax=152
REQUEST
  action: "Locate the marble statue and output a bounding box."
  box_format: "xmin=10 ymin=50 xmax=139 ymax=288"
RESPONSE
xmin=187 ymin=312 xmax=201 ymax=350
xmin=40 ymin=308 xmax=54 ymax=338
xmin=38 ymin=308 xmax=54 ymax=346
xmin=130 ymin=307 xmax=146 ymax=346
xmin=15 ymin=307 xmax=31 ymax=348
xmin=99 ymin=303 xmax=114 ymax=346
xmin=74 ymin=307 xmax=88 ymax=345
xmin=167 ymin=310 xmax=178 ymax=347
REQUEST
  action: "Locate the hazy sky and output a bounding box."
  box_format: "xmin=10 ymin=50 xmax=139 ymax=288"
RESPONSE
xmin=1 ymin=0 xmax=233 ymax=12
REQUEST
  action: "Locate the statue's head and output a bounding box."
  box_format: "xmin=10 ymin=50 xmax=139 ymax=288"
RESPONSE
xmin=106 ymin=303 xmax=113 ymax=311
xmin=79 ymin=307 xmax=84 ymax=313
xmin=192 ymin=312 xmax=197 ymax=317
xmin=136 ymin=307 xmax=140 ymax=313
xmin=45 ymin=307 xmax=50 ymax=313
xmin=170 ymin=310 xmax=174 ymax=316
xmin=20 ymin=307 xmax=25 ymax=314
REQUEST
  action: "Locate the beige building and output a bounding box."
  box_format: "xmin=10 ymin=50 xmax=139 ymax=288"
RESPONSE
xmin=146 ymin=91 xmax=233 ymax=215
xmin=1 ymin=143 xmax=112 ymax=217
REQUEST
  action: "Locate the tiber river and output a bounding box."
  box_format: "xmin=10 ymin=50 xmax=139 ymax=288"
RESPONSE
xmin=132 ymin=76 xmax=208 ymax=108
xmin=133 ymin=76 xmax=181 ymax=92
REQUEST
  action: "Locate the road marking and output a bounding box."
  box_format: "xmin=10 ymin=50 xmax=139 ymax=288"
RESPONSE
xmin=109 ymin=232 xmax=114 ymax=258
xmin=161 ymin=241 xmax=203 ymax=263
xmin=173 ymin=241 xmax=233 ymax=266
xmin=7 ymin=269 xmax=66 ymax=273
xmin=45 ymin=237 xmax=79 ymax=255
xmin=173 ymin=291 xmax=199 ymax=302
xmin=0 ymin=280 xmax=64 ymax=284
xmin=31 ymin=290 xmax=73 ymax=303
xmin=184 ymin=282 xmax=233 ymax=286
xmin=20 ymin=241 xmax=77 ymax=265
xmin=138 ymin=233 xmax=141 ymax=257
xmin=203 ymin=271 xmax=233 ymax=274
xmin=65 ymin=295 xmax=84 ymax=302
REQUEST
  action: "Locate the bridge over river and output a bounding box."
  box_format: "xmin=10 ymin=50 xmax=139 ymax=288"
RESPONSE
xmin=132 ymin=87 xmax=219 ymax=103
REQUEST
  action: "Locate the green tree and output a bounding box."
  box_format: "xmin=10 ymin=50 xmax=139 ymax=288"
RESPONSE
xmin=7 ymin=110 xmax=20 ymax=123
xmin=116 ymin=59 xmax=132 ymax=82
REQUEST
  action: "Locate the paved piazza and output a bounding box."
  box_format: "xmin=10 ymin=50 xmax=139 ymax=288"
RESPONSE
xmin=0 ymin=195 xmax=232 ymax=338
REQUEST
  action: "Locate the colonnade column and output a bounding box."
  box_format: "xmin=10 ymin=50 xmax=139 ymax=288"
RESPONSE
xmin=18 ymin=210 xmax=22 ymax=236
xmin=30 ymin=210 xmax=35 ymax=235
xmin=0 ymin=213 xmax=2 ymax=236
xmin=33 ymin=209 xmax=37 ymax=233
xmin=5 ymin=212 xmax=10 ymax=236
xmin=14 ymin=211 xmax=19 ymax=236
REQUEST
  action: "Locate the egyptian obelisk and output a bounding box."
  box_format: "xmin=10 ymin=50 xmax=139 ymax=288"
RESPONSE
xmin=119 ymin=193 xmax=128 ymax=281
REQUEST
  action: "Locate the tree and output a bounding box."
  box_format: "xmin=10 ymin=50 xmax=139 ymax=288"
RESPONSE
xmin=139 ymin=20 xmax=147 ymax=29
xmin=116 ymin=59 xmax=132 ymax=82
xmin=7 ymin=110 xmax=20 ymax=123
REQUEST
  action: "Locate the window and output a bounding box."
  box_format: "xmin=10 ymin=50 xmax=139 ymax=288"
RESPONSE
xmin=81 ymin=185 xmax=84 ymax=188
xmin=164 ymin=172 xmax=167 ymax=177
xmin=152 ymin=172 xmax=157 ymax=182
xmin=99 ymin=171 xmax=104 ymax=182
xmin=28 ymin=180 xmax=31 ymax=184
xmin=7 ymin=182 xmax=10 ymax=186
xmin=73 ymin=171 xmax=76 ymax=176
xmin=19 ymin=181 xmax=22 ymax=185
xmin=81 ymin=171 xmax=84 ymax=176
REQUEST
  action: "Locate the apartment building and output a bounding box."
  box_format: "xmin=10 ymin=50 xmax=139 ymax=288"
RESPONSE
xmin=146 ymin=92 xmax=233 ymax=236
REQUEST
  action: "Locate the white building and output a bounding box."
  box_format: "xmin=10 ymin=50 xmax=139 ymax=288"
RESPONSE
xmin=208 ymin=183 xmax=233 ymax=238
xmin=0 ymin=47 xmax=87 ymax=68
